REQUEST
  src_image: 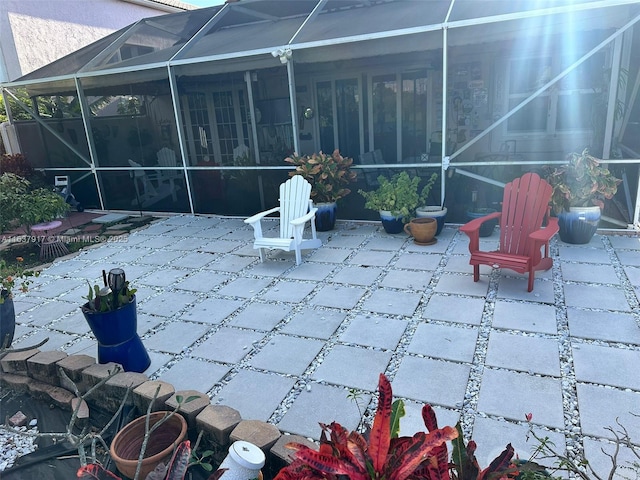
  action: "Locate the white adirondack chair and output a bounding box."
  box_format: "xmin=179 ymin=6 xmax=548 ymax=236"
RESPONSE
xmin=244 ymin=176 xmax=322 ymax=265
xmin=156 ymin=147 xmax=182 ymax=201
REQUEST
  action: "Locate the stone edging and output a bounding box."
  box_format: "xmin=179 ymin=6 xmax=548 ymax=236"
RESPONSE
xmin=0 ymin=349 xmax=316 ymax=477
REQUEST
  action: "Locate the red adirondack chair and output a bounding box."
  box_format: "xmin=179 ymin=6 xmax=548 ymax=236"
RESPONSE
xmin=459 ymin=172 xmax=559 ymax=292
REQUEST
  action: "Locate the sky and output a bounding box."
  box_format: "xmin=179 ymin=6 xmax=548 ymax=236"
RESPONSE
xmin=185 ymin=0 xmax=226 ymax=7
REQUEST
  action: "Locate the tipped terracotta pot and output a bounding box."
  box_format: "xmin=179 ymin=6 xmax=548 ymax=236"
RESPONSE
xmin=404 ymin=217 xmax=437 ymax=245
xmin=110 ymin=411 xmax=187 ymax=479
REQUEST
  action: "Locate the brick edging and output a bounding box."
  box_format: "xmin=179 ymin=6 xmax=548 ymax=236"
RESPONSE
xmin=0 ymin=349 xmax=317 ymax=476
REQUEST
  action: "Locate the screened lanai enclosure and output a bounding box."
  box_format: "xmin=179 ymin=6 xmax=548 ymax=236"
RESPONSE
xmin=2 ymin=0 xmax=640 ymax=228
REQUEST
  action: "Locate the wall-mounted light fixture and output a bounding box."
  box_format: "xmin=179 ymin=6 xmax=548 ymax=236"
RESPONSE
xmin=271 ymin=48 xmax=292 ymax=64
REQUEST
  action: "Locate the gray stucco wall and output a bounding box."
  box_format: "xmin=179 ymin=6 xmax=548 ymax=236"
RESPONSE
xmin=0 ymin=0 xmax=172 ymax=82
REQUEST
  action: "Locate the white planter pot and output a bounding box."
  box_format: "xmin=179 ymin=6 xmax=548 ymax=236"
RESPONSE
xmin=415 ymin=206 xmax=447 ymax=235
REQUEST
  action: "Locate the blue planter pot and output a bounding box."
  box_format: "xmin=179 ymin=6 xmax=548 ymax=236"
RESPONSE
xmin=379 ymin=210 xmax=404 ymax=234
xmin=315 ymin=202 xmax=337 ymax=231
xmin=82 ymin=296 xmax=150 ymax=373
xmin=558 ymin=206 xmax=600 ymax=244
xmin=466 ymin=208 xmax=498 ymax=237
xmin=0 ymin=290 xmax=15 ymax=348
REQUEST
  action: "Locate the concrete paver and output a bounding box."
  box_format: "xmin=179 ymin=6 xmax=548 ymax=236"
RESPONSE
xmin=143 ymin=321 xmax=210 ymax=354
xmin=576 ymin=384 xmax=640 ymax=439
xmin=228 ymin=303 xmax=292 ymax=331
xmin=310 ymin=284 xmax=366 ymax=309
xmin=280 ymin=307 xmax=346 ymax=339
xmin=331 ymin=265 xmax=383 ymax=286
xmin=392 ymin=356 xmax=470 ymax=408
xmin=250 ymin=335 xmax=325 ymax=375
xmin=422 ymin=293 xmax=485 ymax=325
xmin=361 ymin=289 xmax=422 ymax=316
xmin=277 ymin=383 xmax=369 ymax=438
xmin=157 ymin=357 xmax=230 ymax=393
xmin=380 ymin=269 xmax=432 ymax=289
xmin=211 ymin=369 xmax=295 ymax=422
xmin=180 ymin=297 xmax=245 ymax=324
xmin=339 ymin=315 xmax=408 ymax=350
xmin=477 ymin=369 xmax=564 ymax=428
xmin=9 ymin=215 xmax=640 ymax=465
xmin=191 ymin=327 xmax=265 ymax=363
xmin=485 ymin=332 xmax=561 ymax=376
xmin=572 ymin=343 xmax=640 ymax=389
xmin=408 ymin=322 xmax=477 ymax=362
xmin=311 ymin=345 xmax=393 ymax=391
xmin=492 ymin=301 xmax=557 ymax=334
xmin=564 ymin=283 xmax=631 ymax=310
xmin=567 ymin=309 xmax=640 ymax=344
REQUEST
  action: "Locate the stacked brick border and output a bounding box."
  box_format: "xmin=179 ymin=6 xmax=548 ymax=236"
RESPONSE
xmin=0 ymin=349 xmax=317 ymax=478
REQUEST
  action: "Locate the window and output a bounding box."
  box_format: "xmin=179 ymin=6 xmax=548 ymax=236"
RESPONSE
xmin=506 ymin=53 xmax=603 ymax=135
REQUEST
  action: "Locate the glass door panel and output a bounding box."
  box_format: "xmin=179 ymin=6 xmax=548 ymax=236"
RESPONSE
xmin=317 ymin=81 xmax=334 ymax=153
xmin=401 ymin=71 xmax=428 ymax=161
xmin=335 ymin=78 xmax=360 ymax=159
xmin=372 ymin=74 xmax=397 ymax=162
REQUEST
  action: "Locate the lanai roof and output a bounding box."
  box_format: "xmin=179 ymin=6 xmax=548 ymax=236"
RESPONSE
xmin=6 ymin=0 xmax=639 ymax=97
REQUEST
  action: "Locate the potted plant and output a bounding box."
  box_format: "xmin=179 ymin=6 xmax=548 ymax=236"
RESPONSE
xmin=81 ymin=268 xmax=150 ymax=372
xmin=0 ymin=172 xmax=69 ymax=235
xmin=109 ymin=410 xmax=188 ymax=480
xmin=285 ymin=149 xmax=357 ymax=231
xmin=0 ymin=256 xmax=40 ymax=348
xmin=358 ymin=171 xmax=422 ymax=234
xmin=546 ymin=148 xmax=621 ymax=244
xmin=414 ymin=172 xmax=448 ymax=236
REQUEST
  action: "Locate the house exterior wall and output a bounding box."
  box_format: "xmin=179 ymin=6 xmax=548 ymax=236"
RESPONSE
xmin=0 ymin=0 xmax=175 ymax=82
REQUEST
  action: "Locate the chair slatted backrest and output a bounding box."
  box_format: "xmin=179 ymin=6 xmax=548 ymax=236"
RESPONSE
xmin=157 ymin=147 xmax=177 ymax=167
xmin=499 ymin=172 xmax=553 ymax=257
xmin=279 ymin=176 xmax=312 ymax=239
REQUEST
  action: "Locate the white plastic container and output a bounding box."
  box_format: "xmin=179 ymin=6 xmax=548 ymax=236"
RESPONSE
xmin=218 ymin=441 xmax=265 ymax=480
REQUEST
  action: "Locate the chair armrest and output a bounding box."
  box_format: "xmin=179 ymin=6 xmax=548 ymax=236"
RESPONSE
xmin=245 ymin=207 xmax=280 ymax=225
xmin=460 ymin=212 xmax=501 ymax=252
xmin=290 ymin=207 xmax=318 ymax=227
xmin=460 ymin=212 xmax=501 ymax=235
xmin=529 ymin=217 xmax=559 ymax=243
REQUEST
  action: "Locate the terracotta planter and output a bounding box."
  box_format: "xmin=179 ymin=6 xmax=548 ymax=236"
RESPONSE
xmin=415 ymin=206 xmax=447 ymax=236
xmin=110 ymin=411 xmax=187 ymax=480
xmin=404 ymin=217 xmax=437 ymax=245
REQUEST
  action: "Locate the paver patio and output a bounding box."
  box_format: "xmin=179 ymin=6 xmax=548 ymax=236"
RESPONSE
xmin=7 ymin=214 xmax=640 ymax=477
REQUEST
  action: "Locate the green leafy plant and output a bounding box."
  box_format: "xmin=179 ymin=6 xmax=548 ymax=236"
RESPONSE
xmin=82 ymin=278 xmax=137 ymax=313
xmin=546 ymin=149 xmax=621 ymax=215
xmin=188 ymin=431 xmax=216 ymax=473
xmin=274 ymin=373 xmax=458 ymax=480
xmin=0 ymin=256 xmax=40 ymax=303
xmin=418 ymin=172 xmax=439 ymax=207
xmin=0 ymin=172 xmax=69 ymax=233
xmin=285 ymin=149 xmax=357 ymax=203
xmin=358 ymin=171 xmax=423 ymax=221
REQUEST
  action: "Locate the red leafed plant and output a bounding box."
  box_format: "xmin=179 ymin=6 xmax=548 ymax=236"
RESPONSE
xmin=274 ymin=373 xmax=459 ymax=480
xmin=449 ymin=425 xmax=518 ymax=480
